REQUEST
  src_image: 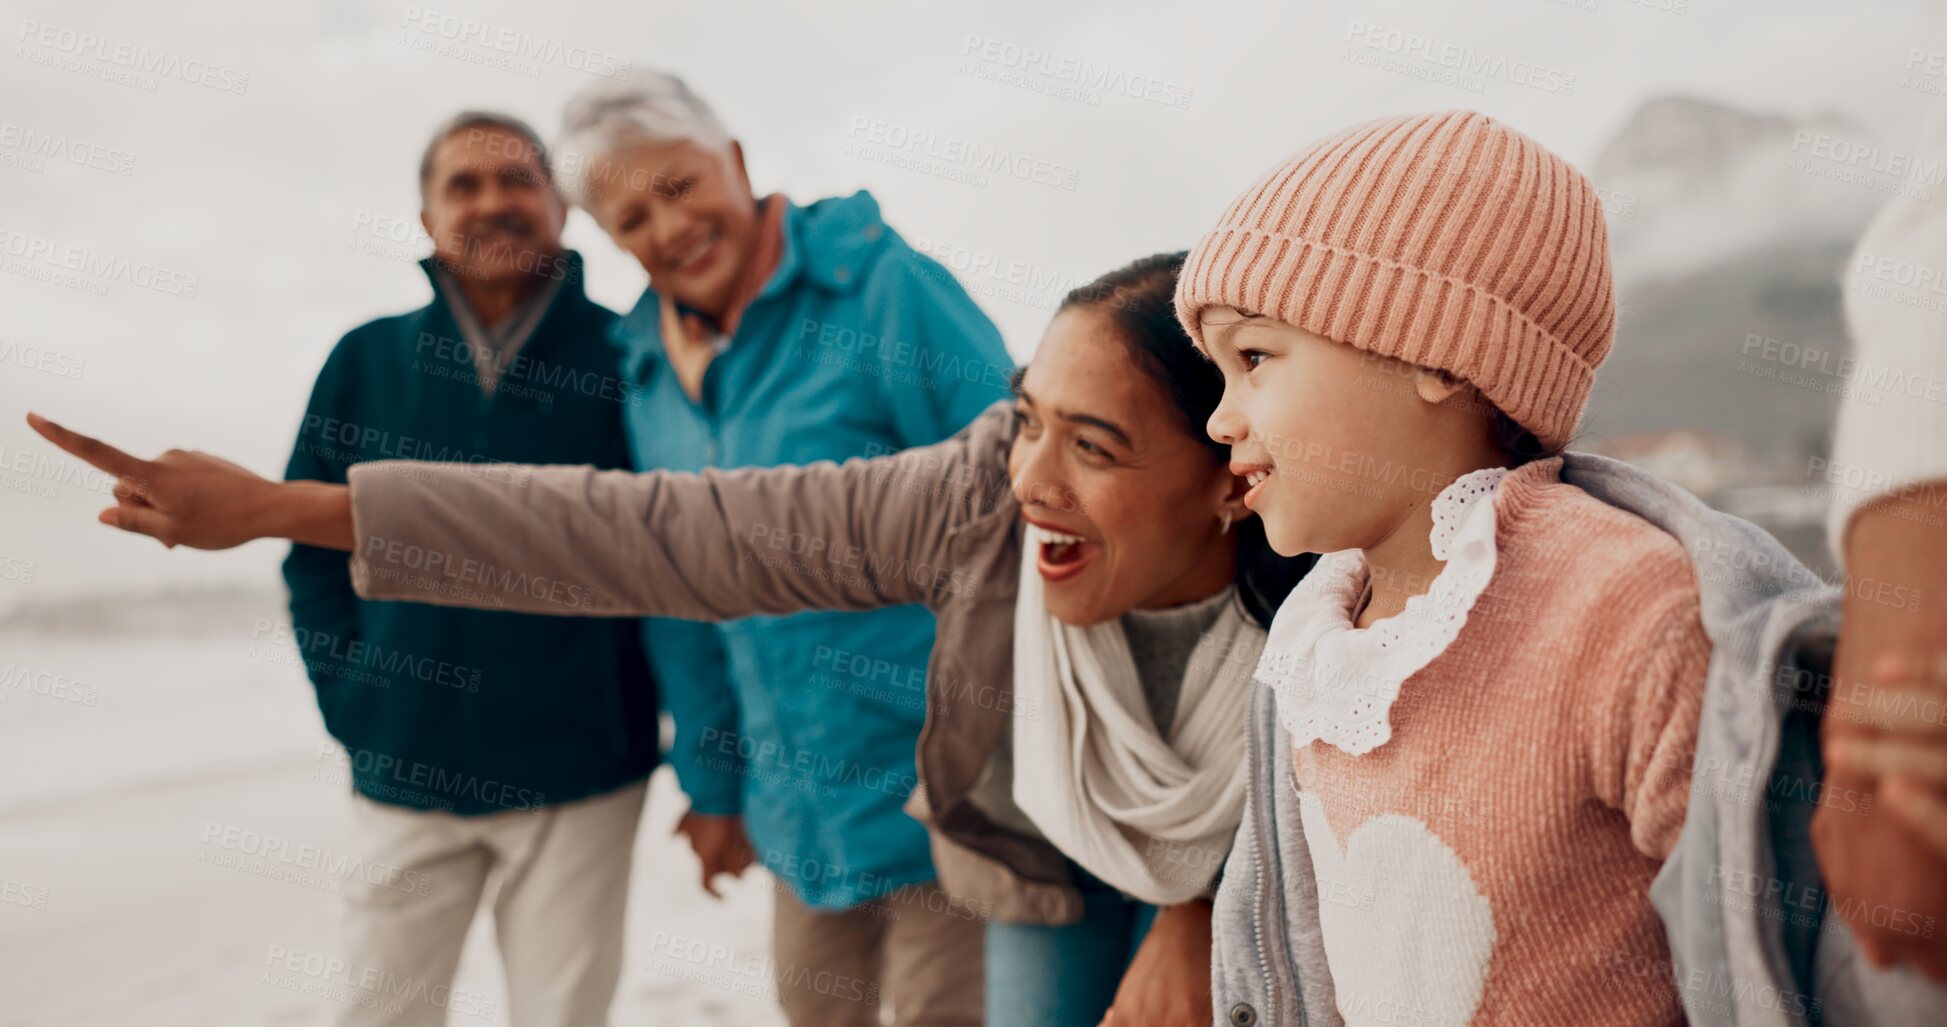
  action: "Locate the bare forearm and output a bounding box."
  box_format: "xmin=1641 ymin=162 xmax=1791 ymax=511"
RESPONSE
xmin=1832 ymin=482 xmax=1947 ymax=695
xmin=1104 ymin=897 xmax=1215 ymax=1023
xmin=267 ymin=480 xmax=354 ymax=551
xmin=1815 ymin=479 xmax=1947 ymax=977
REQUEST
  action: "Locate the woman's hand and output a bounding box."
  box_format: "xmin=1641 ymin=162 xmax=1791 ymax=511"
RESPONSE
xmin=674 ymin=810 xmax=755 ymax=898
xmin=1814 ymin=484 xmax=1947 ymax=981
xmin=25 ymin=412 xmax=351 ymax=551
xmin=1098 ymin=899 xmax=1214 ymax=1027
xmin=1817 ymin=651 xmax=1947 ymax=980
xmin=1830 ymin=653 xmax=1947 ymax=853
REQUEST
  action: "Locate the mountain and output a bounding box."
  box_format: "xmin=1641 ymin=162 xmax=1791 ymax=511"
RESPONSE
xmin=1592 ymin=96 xmax=1880 ymax=285
xmin=1579 ymin=96 xmax=1892 ymax=573
xmin=1584 ymin=96 xmax=1885 ymax=462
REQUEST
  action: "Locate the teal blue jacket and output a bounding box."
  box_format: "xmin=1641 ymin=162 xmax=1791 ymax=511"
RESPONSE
xmin=618 ymin=191 xmax=1013 ymax=908
xmin=283 ymin=252 xmax=660 ymax=815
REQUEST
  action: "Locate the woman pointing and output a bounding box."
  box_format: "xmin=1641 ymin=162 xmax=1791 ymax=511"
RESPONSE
xmin=30 ymin=252 xmax=1311 ymax=1027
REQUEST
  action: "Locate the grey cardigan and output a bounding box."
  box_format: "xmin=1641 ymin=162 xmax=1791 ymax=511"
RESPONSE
xmin=1210 ymin=452 xmax=1947 ymax=1027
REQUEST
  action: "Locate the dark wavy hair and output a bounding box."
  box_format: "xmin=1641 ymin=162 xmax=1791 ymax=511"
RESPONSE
xmin=1057 ymin=252 xmax=1314 ymax=629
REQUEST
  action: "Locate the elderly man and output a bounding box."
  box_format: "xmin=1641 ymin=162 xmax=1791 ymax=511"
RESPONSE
xmin=282 ymin=111 xmax=658 ymax=1026
xmin=552 ymin=74 xmax=1011 ymax=1026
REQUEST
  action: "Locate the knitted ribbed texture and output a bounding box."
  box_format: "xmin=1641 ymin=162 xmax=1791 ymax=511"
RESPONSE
xmin=1293 ymin=458 xmax=1710 ymax=1026
xmin=1175 ymin=110 xmax=1615 ymax=450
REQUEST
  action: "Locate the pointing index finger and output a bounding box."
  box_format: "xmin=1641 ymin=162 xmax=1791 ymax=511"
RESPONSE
xmin=24 ymin=412 xmax=154 ymax=479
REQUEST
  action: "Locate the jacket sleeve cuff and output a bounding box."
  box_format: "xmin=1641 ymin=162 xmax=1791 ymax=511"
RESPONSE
xmin=674 ymin=766 xmax=744 ymax=816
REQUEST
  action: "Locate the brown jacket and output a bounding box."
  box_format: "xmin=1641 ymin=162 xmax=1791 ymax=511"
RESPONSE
xmin=346 ymin=401 xmax=1089 ymax=923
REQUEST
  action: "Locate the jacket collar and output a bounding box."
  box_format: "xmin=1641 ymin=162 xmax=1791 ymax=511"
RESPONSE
xmin=767 ymin=188 xmax=887 ymax=297
xmin=417 ymin=249 xmax=588 ymax=343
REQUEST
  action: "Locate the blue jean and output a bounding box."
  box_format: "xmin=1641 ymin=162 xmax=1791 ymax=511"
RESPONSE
xmin=983 ymin=864 xmax=1157 ymax=1027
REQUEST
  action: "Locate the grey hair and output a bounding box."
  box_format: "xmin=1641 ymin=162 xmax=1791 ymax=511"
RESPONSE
xmin=552 ymin=72 xmax=732 ymax=207
xmin=418 ymin=110 xmax=552 ymax=202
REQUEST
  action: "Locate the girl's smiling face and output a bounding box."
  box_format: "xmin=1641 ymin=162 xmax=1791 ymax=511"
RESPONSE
xmin=1008 ymin=305 xmax=1242 ymax=626
xmin=1197 ymin=306 xmax=1475 ymax=558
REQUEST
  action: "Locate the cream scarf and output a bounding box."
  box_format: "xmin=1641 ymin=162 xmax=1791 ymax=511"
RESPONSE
xmin=1010 ymin=529 xmax=1264 ymax=904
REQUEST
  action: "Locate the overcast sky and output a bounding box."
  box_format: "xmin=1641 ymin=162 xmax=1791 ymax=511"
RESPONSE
xmin=2 ymin=0 xmax=1937 ymax=605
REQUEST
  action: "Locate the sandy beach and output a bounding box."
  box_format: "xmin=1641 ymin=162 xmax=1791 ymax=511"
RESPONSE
xmin=0 ymin=591 xmax=792 ymax=1026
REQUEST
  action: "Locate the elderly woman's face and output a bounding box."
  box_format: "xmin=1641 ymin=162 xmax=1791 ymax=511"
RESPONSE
xmin=585 ymin=139 xmax=759 ymax=317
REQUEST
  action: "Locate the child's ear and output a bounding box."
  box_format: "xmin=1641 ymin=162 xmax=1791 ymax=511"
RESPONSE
xmin=1413 ymin=368 xmax=1469 ymax=406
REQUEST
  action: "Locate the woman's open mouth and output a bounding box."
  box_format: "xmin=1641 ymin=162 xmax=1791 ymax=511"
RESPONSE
xmin=1026 ymin=522 xmax=1098 ymax=583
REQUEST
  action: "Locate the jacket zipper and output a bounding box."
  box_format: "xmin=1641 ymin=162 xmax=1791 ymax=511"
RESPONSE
xmin=1249 ymin=686 xmax=1305 ymax=1025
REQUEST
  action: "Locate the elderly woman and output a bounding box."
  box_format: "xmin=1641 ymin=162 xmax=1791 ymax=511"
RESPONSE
xmin=33 ymin=253 xmax=1311 ymax=1027
xmin=549 ymin=73 xmax=1013 ymax=1025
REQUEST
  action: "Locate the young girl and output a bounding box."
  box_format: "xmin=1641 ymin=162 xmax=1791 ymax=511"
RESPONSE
xmin=1178 ymin=110 xmax=1713 ymax=1026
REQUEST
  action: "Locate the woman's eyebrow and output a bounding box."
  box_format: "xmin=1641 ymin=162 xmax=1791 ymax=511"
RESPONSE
xmin=1012 ymin=379 xmax=1132 ymax=445
xmin=1061 ymin=411 xmax=1132 ymax=446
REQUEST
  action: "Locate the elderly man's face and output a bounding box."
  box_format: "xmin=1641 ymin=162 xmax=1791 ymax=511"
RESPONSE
xmin=584 ymin=139 xmax=758 ymax=318
xmin=419 ymin=126 xmax=566 ymax=286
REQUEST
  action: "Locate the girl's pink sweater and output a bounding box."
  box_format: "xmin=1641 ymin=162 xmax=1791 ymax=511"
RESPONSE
xmin=1295 ymin=457 xmax=1710 ymax=1027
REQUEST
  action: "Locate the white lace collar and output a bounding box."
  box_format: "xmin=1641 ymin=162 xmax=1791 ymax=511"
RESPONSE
xmin=1258 ymin=467 xmax=1509 ymax=756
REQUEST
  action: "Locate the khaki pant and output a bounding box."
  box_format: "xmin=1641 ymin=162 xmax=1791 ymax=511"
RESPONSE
xmin=334 ymin=779 xmax=649 ymax=1027
xmin=771 ymin=880 xmax=985 ymax=1027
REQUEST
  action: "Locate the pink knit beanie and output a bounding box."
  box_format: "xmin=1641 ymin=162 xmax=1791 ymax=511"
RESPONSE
xmin=1175 ymin=110 xmax=1615 ymax=450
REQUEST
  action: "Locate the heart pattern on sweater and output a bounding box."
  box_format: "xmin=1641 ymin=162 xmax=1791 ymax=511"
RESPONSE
xmin=1298 ymin=792 xmax=1496 ymax=1027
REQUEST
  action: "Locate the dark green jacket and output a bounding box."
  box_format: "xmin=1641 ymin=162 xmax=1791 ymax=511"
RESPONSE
xmin=281 ymin=252 xmax=658 ymax=814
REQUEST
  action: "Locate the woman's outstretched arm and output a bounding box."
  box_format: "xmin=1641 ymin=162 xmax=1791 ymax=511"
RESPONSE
xmin=26 ymin=404 xmax=1017 ymax=621
xmin=28 ymin=413 xmax=355 ymax=550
